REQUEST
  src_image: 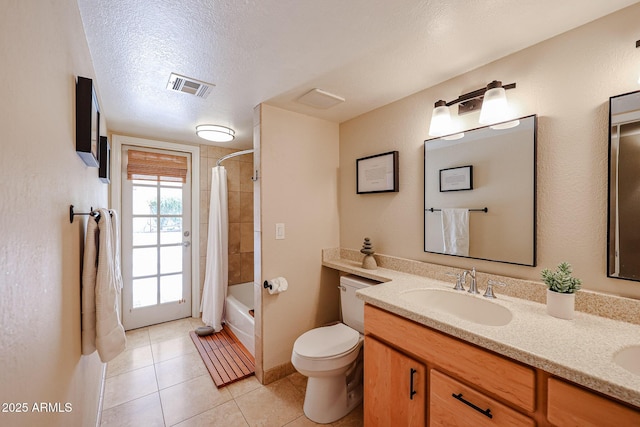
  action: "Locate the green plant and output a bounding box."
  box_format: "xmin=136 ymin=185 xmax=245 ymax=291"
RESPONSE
xmin=541 ymin=262 xmax=582 ymax=294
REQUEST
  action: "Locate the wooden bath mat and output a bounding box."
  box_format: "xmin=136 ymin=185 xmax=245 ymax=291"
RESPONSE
xmin=189 ymin=326 xmax=255 ymax=387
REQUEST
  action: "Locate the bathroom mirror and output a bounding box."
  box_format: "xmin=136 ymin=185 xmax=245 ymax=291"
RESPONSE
xmin=424 ymin=115 xmax=537 ymax=266
xmin=608 ymin=90 xmax=640 ymax=282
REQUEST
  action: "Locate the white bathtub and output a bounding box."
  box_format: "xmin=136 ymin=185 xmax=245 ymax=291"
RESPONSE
xmin=225 ymin=282 xmax=255 ymax=356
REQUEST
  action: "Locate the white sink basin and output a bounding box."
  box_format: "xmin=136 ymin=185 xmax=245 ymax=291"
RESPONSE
xmin=400 ymin=288 xmax=513 ymax=326
xmin=614 ymin=346 xmax=640 ymax=376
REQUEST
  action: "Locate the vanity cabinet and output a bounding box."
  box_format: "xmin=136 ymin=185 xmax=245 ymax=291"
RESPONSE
xmin=547 ymin=377 xmax=640 ymax=427
xmin=364 ymin=336 xmax=426 ymax=426
xmin=363 ymin=304 xmax=640 ymax=427
xmin=430 ymin=369 xmax=535 ymax=427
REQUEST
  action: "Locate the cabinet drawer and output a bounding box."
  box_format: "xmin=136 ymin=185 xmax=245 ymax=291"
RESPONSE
xmin=365 ymin=304 xmax=536 ymax=411
xmin=430 ymin=370 xmax=535 ymax=427
xmin=547 ymin=377 xmax=640 ymax=427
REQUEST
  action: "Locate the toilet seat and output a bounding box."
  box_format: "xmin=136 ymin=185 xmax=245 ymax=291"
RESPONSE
xmin=293 ymin=323 xmax=360 ymax=359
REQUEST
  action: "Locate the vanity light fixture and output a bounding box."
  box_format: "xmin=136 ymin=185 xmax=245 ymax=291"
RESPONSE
xmin=196 ymin=124 xmax=235 ymax=142
xmin=428 ymin=100 xmax=453 ymax=137
xmin=428 ymin=80 xmax=517 ymax=137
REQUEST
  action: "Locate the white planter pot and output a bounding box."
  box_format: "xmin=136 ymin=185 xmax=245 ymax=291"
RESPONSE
xmin=546 ymin=290 xmax=575 ymax=320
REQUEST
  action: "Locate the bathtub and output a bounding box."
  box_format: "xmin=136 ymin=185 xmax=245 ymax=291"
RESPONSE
xmin=225 ymin=282 xmax=255 ymax=356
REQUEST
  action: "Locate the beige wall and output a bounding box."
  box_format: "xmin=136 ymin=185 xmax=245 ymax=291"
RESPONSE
xmin=0 ymin=1 xmax=107 ymax=426
xmin=339 ymin=3 xmax=640 ymax=300
xmin=259 ymin=104 xmax=341 ymax=376
xmin=199 ymin=146 xmax=254 ymax=297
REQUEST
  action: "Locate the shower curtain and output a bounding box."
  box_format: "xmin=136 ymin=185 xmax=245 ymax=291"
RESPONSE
xmin=201 ymin=166 xmax=229 ymax=332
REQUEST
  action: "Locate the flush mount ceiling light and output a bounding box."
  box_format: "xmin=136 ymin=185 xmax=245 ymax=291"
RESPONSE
xmin=196 ymin=125 xmax=235 ymax=142
xmin=428 ymin=80 xmax=517 ymax=137
xmin=296 ymin=88 xmax=345 ymax=109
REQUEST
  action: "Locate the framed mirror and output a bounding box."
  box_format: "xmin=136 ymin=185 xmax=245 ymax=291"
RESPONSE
xmin=608 ymin=90 xmax=640 ymax=281
xmin=424 ymin=115 xmax=537 ymax=266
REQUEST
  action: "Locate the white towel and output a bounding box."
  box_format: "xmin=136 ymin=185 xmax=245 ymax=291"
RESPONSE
xmin=94 ymin=208 xmax=126 ymax=362
xmin=442 ymin=209 xmax=469 ymax=256
xmin=81 ymin=215 xmax=99 ymax=355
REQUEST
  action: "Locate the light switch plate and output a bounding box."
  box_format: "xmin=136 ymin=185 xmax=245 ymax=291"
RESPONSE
xmin=275 ymin=223 xmax=285 ymax=240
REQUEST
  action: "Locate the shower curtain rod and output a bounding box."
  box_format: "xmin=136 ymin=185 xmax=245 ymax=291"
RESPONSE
xmin=216 ymin=149 xmax=255 ymax=167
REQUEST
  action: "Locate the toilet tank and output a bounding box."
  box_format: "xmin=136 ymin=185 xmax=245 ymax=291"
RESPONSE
xmin=340 ymin=275 xmax=379 ymax=334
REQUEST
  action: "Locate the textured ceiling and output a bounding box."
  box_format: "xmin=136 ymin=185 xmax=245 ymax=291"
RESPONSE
xmin=77 ymin=0 xmax=638 ymax=149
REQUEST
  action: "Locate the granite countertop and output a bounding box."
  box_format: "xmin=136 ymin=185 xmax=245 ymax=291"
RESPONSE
xmin=323 ymin=256 xmax=640 ymax=408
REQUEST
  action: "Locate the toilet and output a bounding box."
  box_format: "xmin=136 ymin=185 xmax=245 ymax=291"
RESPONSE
xmin=291 ymin=274 xmax=377 ymax=424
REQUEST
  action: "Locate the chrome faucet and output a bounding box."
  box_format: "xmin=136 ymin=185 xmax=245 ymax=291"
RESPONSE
xmin=462 ymin=267 xmax=479 ymax=294
xmin=483 ymin=279 xmax=507 ymax=299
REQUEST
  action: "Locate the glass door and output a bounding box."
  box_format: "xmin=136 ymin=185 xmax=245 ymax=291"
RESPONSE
xmin=121 ymin=146 xmax=192 ymax=330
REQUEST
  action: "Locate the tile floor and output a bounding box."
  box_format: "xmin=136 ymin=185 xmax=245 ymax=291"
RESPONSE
xmin=100 ymin=318 xmax=363 ymax=426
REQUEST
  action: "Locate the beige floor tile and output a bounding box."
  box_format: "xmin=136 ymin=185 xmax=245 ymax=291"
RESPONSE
xmin=125 ymin=327 xmax=151 ymax=349
xmin=174 ymin=400 xmax=249 ymax=427
xmin=189 ymin=317 xmax=206 ymax=330
xmin=160 ymin=374 xmax=233 ymax=426
xmin=284 ymin=415 xmax=330 ymax=426
xmin=100 ymin=392 xmax=164 ymax=427
xmin=106 ymin=345 xmax=154 ymax=378
xmin=332 ymin=404 xmax=363 ymax=427
xmin=155 ymin=351 xmax=208 ymax=390
xmin=151 ymin=335 xmax=197 ymax=363
xmin=102 ymin=365 xmax=158 ymax=410
xmin=235 ymin=377 xmax=305 ymax=427
xmin=225 ymin=375 xmax=262 ymax=398
xmin=286 ymin=372 xmax=308 ymax=395
xmin=149 ymin=318 xmax=194 ymax=343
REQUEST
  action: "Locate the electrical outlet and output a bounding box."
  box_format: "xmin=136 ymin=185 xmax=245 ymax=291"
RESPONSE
xmin=275 ymin=223 xmax=285 ymax=240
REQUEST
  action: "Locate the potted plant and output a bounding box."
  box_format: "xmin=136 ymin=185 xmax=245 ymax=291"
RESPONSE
xmin=541 ymin=262 xmax=582 ymax=320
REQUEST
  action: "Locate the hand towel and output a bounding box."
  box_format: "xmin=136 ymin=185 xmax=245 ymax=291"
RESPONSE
xmin=81 ymin=215 xmax=99 ymax=355
xmin=95 ymin=208 xmax=126 ymax=363
xmin=442 ymin=208 xmax=469 ymax=256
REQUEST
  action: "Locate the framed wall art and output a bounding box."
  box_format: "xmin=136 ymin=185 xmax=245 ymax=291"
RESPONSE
xmin=356 ymin=151 xmax=399 ymax=194
xmin=99 ymin=136 xmax=110 ymax=183
xmin=76 ymin=76 xmax=100 ymax=167
xmin=440 ymin=165 xmax=473 ymax=192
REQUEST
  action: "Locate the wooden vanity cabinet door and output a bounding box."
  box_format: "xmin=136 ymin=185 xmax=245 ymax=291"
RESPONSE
xmin=364 ymin=336 xmax=426 ymax=427
xmin=430 ymin=370 xmax=535 ymax=427
xmin=547 ymin=378 xmax=640 ymax=427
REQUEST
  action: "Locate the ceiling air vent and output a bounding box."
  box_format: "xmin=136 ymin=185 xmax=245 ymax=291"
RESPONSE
xmin=166 ymin=73 xmax=214 ymax=99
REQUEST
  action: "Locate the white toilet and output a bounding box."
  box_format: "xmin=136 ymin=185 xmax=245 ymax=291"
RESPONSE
xmin=291 ymin=274 xmax=377 ymax=424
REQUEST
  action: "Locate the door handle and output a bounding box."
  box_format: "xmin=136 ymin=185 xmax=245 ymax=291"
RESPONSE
xmin=183 ymin=241 xmax=191 ymax=247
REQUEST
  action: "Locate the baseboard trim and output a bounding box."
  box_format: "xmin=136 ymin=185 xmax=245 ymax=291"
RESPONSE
xmin=262 ymin=362 xmax=296 ymax=385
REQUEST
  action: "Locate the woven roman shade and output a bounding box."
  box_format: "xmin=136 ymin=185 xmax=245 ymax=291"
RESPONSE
xmin=127 ymin=150 xmax=187 ymax=183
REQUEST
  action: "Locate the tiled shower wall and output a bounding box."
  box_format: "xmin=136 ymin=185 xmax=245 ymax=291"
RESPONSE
xmin=199 ymin=146 xmax=254 ymax=296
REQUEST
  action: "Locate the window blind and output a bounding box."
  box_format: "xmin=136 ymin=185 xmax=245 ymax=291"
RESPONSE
xmin=127 ymin=150 xmax=187 ymax=183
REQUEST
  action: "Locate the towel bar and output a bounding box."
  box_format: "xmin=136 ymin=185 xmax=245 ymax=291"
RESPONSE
xmin=427 ymin=207 xmax=488 ymax=213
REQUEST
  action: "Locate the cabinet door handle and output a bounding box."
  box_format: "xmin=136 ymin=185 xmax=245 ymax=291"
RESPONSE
xmin=451 ymin=393 xmax=493 ymax=419
xmin=409 ymin=368 xmax=417 ymax=400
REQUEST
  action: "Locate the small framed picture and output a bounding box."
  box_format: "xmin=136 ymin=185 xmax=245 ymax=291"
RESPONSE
xmin=440 ymin=165 xmax=473 ymax=192
xmin=99 ymin=136 xmax=110 ymax=184
xmin=76 ymin=76 xmax=100 ymax=167
xmin=356 ymin=151 xmax=399 ymax=194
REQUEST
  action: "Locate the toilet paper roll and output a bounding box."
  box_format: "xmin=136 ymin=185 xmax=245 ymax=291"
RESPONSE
xmin=265 ymin=277 xmax=288 ymax=294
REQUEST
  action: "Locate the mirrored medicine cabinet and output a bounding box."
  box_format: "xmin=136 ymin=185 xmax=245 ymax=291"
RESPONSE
xmin=424 ymin=115 xmax=537 ymax=266
xmin=608 ymin=90 xmax=640 ymax=282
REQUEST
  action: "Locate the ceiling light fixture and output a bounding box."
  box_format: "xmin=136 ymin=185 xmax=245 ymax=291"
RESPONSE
xmin=428 ymin=80 xmax=517 ymax=137
xmin=196 ymin=125 xmax=235 ymax=142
